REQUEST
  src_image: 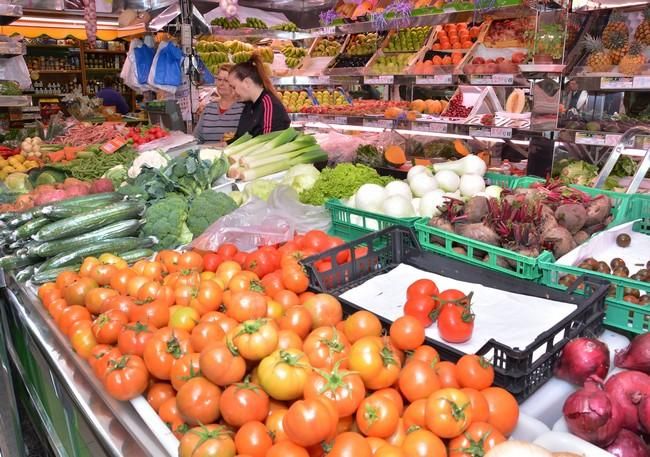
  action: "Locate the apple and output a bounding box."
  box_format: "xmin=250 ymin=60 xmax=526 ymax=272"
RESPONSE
xmin=473 ymin=56 xmax=485 ymax=64
xmin=495 ymin=57 xmax=505 ymax=63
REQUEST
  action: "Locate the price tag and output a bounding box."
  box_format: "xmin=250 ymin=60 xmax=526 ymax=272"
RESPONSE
xmin=364 ymin=75 xmax=394 ymax=85
xmin=310 ymin=76 xmax=330 ymax=85
xmin=600 ymin=77 xmax=633 ymax=89
xmin=315 ymin=27 xmax=336 ymax=37
xmin=334 ymin=116 xmax=347 ymax=124
xmin=633 ymin=76 xmax=650 ymax=89
xmin=412 ymin=122 xmax=448 ymax=133
xmin=305 ymin=115 xmax=320 ymax=123
xmin=493 ymin=74 xmax=514 ymax=85
xmin=468 ymin=127 xmax=512 ymax=138
xmin=363 ymin=118 xmax=393 ymax=129
xmin=470 ymin=74 xmax=514 ymax=85
xmin=604 ymin=134 xmax=623 ymax=146
xmin=415 ymin=75 xmax=453 ymax=85
xmin=574 ymin=132 xmax=607 ymax=146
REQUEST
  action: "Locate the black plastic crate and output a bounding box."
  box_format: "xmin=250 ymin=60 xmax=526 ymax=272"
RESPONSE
xmin=301 ymin=226 xmax=608 ymax=402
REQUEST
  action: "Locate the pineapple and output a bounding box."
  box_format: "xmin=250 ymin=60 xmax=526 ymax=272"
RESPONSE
xmin=583 ymin=34 xmax=613 ymax=72
xmin=619 ymin=41 xmax=646 ymax=75
xmin=634 ymin=9 xmax=650 ymax=45
xmin=603 ymin=11 xmax=630 ymax=63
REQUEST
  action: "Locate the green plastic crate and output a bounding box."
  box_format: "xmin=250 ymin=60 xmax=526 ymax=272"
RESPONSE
xmin=484 ymin=172 xmax=520 ymax=188
xmin=326 ymin=199 xmax=420 ymax=241
xmin=539 ymin=194 xmax=650 ymax=334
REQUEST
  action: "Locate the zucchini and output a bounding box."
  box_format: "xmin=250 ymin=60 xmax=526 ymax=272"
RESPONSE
xmin=0 ymin=254 xmax=43 ymax=271
xmin=32 ymin=265 xmax=81 ymax=285
xmin=121 ymin=248 xmax=155 ymax=264
xmin=28 ymin=219 xmax=143 ymax=257
xmin=8 ymin=238 xmax=28 ymax=251
xmin=34 ymin=201 xmax=145 ymax=242
xmin=39 ymin=236 xmax=156 ymax=271
xmin=14 ymin=217 xmax=50 ymax=240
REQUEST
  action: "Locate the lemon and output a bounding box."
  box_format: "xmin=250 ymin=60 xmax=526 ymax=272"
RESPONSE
xmin=3 ymin=165 xmax=15 ymax=173
xmin=13 ymin=164 xmax=26 ymax=172
xmin=4 ymin=172 xmax=32 ymax=192
xmin=0 ymin=159 xmax=7 ymax=168
xmin=12 ymin=155 xmax=25 ymax=163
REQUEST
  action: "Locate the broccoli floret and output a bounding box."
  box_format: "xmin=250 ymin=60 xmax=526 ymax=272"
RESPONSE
xmin=142 ymin=193 xmax=193 ymax=248
xmin=187 ymin=190 xmax=238 ymax=237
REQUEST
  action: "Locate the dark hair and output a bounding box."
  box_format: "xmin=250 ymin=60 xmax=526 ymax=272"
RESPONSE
xmin=229 ymin=53 xmax=278 ymax=98
xmin=103 ymin=75 xmax=116 ymax=87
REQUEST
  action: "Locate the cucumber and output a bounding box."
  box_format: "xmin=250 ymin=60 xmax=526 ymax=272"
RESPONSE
xmin=14 ymin=217 xmax=50 ymax=240
xmin=120 ymin=248 xmax=155 ymax=264
xmin=16 ymin=265 xmax=38 ymax=282
xmin=6 ymin=208 xmax=43 ymax=228
xmin=39 ymin=237 xmax=156 ymax=271
xmin=40 ymin=195 xmax=125 ymax=220
xmin=0 ymin=254 xmax=43 ymax=271
xmin=32 ymin=265 xmax=81 ymax=285
xmin=28 ymin=219 xmax=143 ymax=257
xmin=34 ymin=201 xmax=145 ymax=242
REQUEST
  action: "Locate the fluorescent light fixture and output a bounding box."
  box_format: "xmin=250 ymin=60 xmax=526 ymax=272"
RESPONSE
xmin=19 ymin=15 xmax=118 ymax=26
xmin=294 ymin=121 xmax=386 ymax=133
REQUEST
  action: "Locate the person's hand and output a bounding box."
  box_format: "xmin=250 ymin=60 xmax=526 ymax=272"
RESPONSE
xmin=223 ymin=131 xmax=235 ymax=142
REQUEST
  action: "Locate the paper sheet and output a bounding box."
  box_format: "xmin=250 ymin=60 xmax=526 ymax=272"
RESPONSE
xmin=556 ymin=220 xmax=649 ymax=271
xmin=340 ymin=264 xmax=577 ymax=354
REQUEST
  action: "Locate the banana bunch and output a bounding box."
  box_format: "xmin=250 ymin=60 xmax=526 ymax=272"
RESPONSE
xmin=271 ymin=22 xmax=298 ymax=32
xmin=200 ymin=51 xmax=229 ymax=66
xmin=312 ymin=39 xmax=341 ymax=57
xmin=211 ymin=17 xmax=241 ymax=29
xmin=244 ymin=17 xmax=268 ymax=29
xmin=224 ymin=40 xmax=253 ymax=54
xmin=196 ymin=40 xmax=228 ymax=53
xmin=281 ymin=46 xmax=306 ymax=58
xmin=285 ymin=57 xmax=302 ymax=69
xmin=232 ymin=51 xmax=253 ymax=64
xmin=258 ymin=47 xmax=275 ymax=64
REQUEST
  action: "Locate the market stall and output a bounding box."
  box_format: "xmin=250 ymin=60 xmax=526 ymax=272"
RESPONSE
xmin=1 ymin=0 xmax=650 ymax=456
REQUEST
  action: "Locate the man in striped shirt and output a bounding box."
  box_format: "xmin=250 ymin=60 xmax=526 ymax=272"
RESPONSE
xmin=195 ymin=65 xmax=245 ymax=143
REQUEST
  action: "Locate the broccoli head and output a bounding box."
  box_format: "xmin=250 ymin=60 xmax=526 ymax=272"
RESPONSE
xmin=142 ymin=193 xmax=193 ymax=249
xmin=187 ymin=190 xmax=238 ymax=237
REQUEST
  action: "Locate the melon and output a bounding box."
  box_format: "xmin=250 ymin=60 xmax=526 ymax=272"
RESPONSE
xmin=406 ymin=110 xmax=419 ymax=121
xmin=385 ymin=107 xmax=403 ymax=119
xmin=425 ymin=99 xmax=443 ymax=115
xmin=411 ymin=99 xmax=426 ymax=113
xmin=505 ymin=89 xmax=526 ymax=113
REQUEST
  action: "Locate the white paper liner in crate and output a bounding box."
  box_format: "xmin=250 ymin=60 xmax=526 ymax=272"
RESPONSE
xmin=556 ymin=220 xmax=649 ymax=276
xmin=130 ymin=396 xmax=179 ymax=456
xmin=339 ymin=264 xmax=577 ymax=358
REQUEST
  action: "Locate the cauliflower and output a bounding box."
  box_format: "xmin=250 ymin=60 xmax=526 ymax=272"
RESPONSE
xmin=141 ymin=193 xmax=193 ymax=248
xmin=128 ymin=150 xmax=170 ymax=179
xmin=187 ymin=190 xmax=238 ymax=237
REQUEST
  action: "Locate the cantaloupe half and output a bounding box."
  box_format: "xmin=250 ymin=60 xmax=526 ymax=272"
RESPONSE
xmin=385 ymin=145 xmax=407 ymax=167
xmin=505 ymin=89 xmax=526 ymax=113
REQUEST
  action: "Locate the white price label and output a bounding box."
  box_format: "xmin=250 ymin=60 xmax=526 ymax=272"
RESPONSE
xmin=600 ymin=77 xmax=633 ymax=89
xmin=468 ymin=127 xmax=512 ymax=138
xmin=415 ymin=75 xmax=453 ymax=85
xmin=316 ymin=27 xmax=336 ymax=36
xmin=575 ymin=132 xmax=607 ymax=146
xmin=364 ymin=75 xmax=394 ymax=85
xmin=633 ymin=76 xmax=650 ymax=89
xmin=334 ymin=116 xmax=347 ymax=124
xmin=604 ymin=134 xmax=623 ymax=146
xmin=305 ymin=115 xmax=320 ymax=123
xmin=363 ymin=119 xmax=393 ymax=129
xmin=470 ymin=74 xmax=514 ymax=85
xmin=493 ymin=74 xmax=514 ymax=85
xmin=310 ymin=76 xmax=330 ymax=85
xmin=412 ymin=122 xmax=448 ymax=133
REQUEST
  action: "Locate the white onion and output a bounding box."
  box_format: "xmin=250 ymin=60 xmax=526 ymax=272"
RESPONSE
xmin=435 ymin=169 xmax=461 ymax=192
xmin=385 ymin=180 xmax=413 ymax=199
xmin=409 ymin=173 xmax=438 ymax=197
xmin=485 ymin=185 xmax=503 ymax=200
xmin=419 ymin=189 xmax=446 ymax=218
xmin=382 ymin=195 xmax=415 ymax=218
xmin=355 ymin=183 xmax=386 ymax=212
xmin=459 ymin=174 xmax=486 ymax=197
xmin=407 ymin=165 xmax=433 ymax=183
xmin=486 ymin=441 xmax=553 ymax=457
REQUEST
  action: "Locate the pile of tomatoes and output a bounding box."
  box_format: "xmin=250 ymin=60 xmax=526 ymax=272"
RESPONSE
xmin=36 ymin=232 xmax=519 ymax=457
xmin=125 ymin=125 xmax=169 ymax=146
xmin=404 ymin=278 xmax=475 ymax=344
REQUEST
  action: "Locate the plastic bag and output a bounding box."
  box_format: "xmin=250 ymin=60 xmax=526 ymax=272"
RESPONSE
xmin=0 ymin=56 xmax=31 ymax=90
xmin=190 ymin=197 xmax=294 ymax=252
xmin=267 ymin=185 xmax=331 ymax=234
xmin=154 ymin=41 xmax=183 ymax=87
xmin=134 ymin=42 xmax=155 ymax=85
xmin=148 ymin=41 xmax=178 ymax=94
xmin=121 ymin=40 xmax=140 ymax=92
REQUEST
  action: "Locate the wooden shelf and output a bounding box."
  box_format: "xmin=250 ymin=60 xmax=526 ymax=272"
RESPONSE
xmin=85 ymin=68 xmax=121 ymax=72
xmin=32 ymin=70 xmax=82 ymax=74
xmin=84 ymin=49 xmax=126 ymax=54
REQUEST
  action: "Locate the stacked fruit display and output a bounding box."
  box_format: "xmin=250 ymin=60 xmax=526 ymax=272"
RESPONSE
xmin=432 ymin=22 xmax=480 ymax=51
xmin=385 ymin=27 xmax=432 ymax=52
xmin=312 ymin=90 xmax=349 ymax=108
xmin=410 ymin=99 xmax=449 ymax=115
xmin=280 ymin=91 xmax=314 ymax=113
xmin=210 ymin=17 xmax=241 ymax=29
xmin=413 ymin=52 xmax=464 ymax=72
xmin=371 ymin=53 xmax=415 ymax=73
xmin=311 ymin=38 xmax=343 ymax=57
xmin=282 ymin=46 xmax=307 ymax=69
xmin=270 ymin=22 xmax=298 ymax=32
xmin=483 ymin=17 xmax=535 ymax=48
xmin=301 ymin=100 xmax=408 ymax=116
xmin=346 ymin=33 xmax=381 ymax=55
xmin=464 ymin=52 xmax=526 ymax=74
xmin=243 ymin=17 xmax=268 ymax=29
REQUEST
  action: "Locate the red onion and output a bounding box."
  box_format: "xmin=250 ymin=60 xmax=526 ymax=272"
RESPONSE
xmin=605 ymin=429 xmax=650 ymax=457
xmin=615 ymin=334 xmax=650 ymax=374
xmin=562 ymin=376 xmax=623 ymax=447
xmin=555 ymin=337 xmax=610 ymax=385
xmin=605 ymin=371 xmax=650 ymax=433
xmin=639 ymin=396 xmax=650 ymax=435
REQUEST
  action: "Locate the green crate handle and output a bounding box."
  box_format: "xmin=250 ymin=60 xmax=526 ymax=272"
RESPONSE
xmin=326 ymin=199 xmax=420 ymax=240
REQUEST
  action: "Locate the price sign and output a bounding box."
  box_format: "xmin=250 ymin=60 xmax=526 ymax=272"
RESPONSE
xmin=633 ymin=76 xmax=650 ymax=89
xmin=364 ymin=75 xmax=394 ymax=85
xmin=415 ymin=75 xmax=453 ymax=85
xmin=469 ymin=127 xmax=512 ymax=138
xmin=604 ymin=134 xmax=623 ymax=146
xmin=315 ymin=27 xmax=336 ymax=37
xmin=310 ymin=76 xmax=330 ymax=85
xmin=575 ymin=132 xmax=607 ymax=146
xmin=412 ymin=122 xmax=448 ymax=133
xmin=363 ymin=118 xmax=393 ymax=129
xmin=493 ymin=74 xmax=514 ymax=85
xmin=470 ymin=74 xmax=514 ymax=85
xmin=305 ymin=115 xmax=320 ymax=123
xmin=600 ymin=77 xmax=633 ymax=89
xmin=334 ymin=116 xmax=347 ymax=124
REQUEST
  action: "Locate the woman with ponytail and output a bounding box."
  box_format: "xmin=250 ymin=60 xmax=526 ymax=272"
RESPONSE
xmin=228 ymin=53 xmax=290 ymax=140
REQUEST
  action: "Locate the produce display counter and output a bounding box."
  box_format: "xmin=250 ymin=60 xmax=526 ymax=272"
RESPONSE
xmin=0 ymin=271 xmax=171 ymax=457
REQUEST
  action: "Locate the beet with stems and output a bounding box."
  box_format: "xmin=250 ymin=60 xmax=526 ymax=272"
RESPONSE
xmin=585 ymin=196 xmax=612 ymax=227
xmin=456 ymin=222 xmax=500 ymax=246
xmin=562 ymin=375 xmax=623 ymax=447
xmin=554 ymin=337 xmax=610 ymax=385
xmin=615 ymin=333 xmax=650 ymax=375
xmin=542 ymin=225 xmax=577 ymax=258
xmin=605 ymin=429 xmax=650 ymax=457
xmin=555 ymin=204 xmax=587 ymax=234
xmin=464 ymin=196 xmax=489 ymax=223
xmin=604 ymin=370 xmax=650 ymax=433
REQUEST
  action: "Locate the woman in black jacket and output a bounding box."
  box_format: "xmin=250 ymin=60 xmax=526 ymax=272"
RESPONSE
xmin=228 ymin=54 xmax=290 ymax=140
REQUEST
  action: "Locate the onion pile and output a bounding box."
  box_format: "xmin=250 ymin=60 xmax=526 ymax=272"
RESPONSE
xmin=615 ymin=333 xmax=650 ymax=374
xmin=555 ymin=337 xmax=610 ymax=385
xmin=604 ymin=371 xmax=650 ymax=433
xmin=605 ymin=429 xmax=650 ymax=457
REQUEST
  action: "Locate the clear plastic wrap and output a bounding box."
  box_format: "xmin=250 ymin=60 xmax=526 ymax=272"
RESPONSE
xmin=190 ymin=186 xmax=331 ymax=252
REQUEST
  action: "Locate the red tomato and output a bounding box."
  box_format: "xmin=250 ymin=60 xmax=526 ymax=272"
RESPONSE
xmin=176 ymin=376 xmax=221 ymax=425
xmin=303 ymin=326 xmax=351 ymax=370
xmin=425 ymin=388 xmax=473 ymax=438
xmin=406 ymin=279 xmax=439 ymax=300
xmin=220 ymin=379 xmax=270 ymax=427
xmin=437 ymin=305 xmax=474 ymax=343
xmin=146 ymin=382 xmax=175 ymax=413
xmin=303 ymin=294 xmax=343 ymax=328
xmin=389 ymin=315 xmax=425 ymax=350
xmin=283 ymin=396 xmax=338 ymax=447
xmin=404 ymin=295 xmax=438 ymax=327
xmin=142 ymin=327 xmax=192 ymax=380
xmin=199 ymin=341 xmax=246 ymax=386
xmin=281 ymin=266 xmax=309 ymax=294
xmin=303 ymin=362 xmax=365 ymax=417
xmin=398 ymin=360 xmax=441 ymax=403
xmin=438 ymin=289 xmax=470 ymax=307
xmin=169 ymin=352 xmax=201 ymax=391
xmin=217 ymin=243 xmax=238 ymax=259
xmin=103 ymin=355 xmax=149 ymax=401
xmin=203 ymin=252 xmax=223 ymax=272
xmin=448 ymin=422 xmax=506 ymax=457
xmin=302 ymin=230 xmax=330 ymax=252
xmin=92 ymin=309 xmax=128 ymax=345
xmin=356 ymin=393 xmax=400 ymax=438
xmin=456 ymin=354 xmax=494 ymax=390
xmin=235 ymin=421 xmax=273 ymax=457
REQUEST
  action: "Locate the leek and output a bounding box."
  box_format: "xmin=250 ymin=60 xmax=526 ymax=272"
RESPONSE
xmin=239 ymin=146 xmax=327 ymax=181
xmin=224 ymin=130 xmax=284 ymax=157
xmin=228 ymin=132 xmax=252 ymax=148
xmin=239 ymin=136 xmax=316 ymax=166
xmin=230 ymin=128 xmax=299 ymax=163
xmin=242 ymin=145 xmax=317 ymax=169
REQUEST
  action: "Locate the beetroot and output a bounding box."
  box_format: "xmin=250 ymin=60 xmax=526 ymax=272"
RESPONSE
xmin=464 ymin=196 xmax=489 ymax=223
xmin=585 ymin=196 xmax=612 ymax=226
xmin=639 ymin=396 xmax=650 ymax=434
xmin=554 ymin=337 xmax=610 ymax=385
xmin=604 ymin=371 xmax=650 ymax=433
xmin=555 ymin=204 xmax=587 ymax=234
xmin=456 ymin=222 xmax=500 ymax=245
xmin=90 ymin=178 xmax=114 ymax=194
xmin=563 ymin=375 xmax=623 ymax=446
xmin=542 ymin=225 xmax=577 ymax=258
xmin=615 ymin=334 xmax=650 ymax=374
xmin=605 ymin=429 xmax=650 ymax=457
